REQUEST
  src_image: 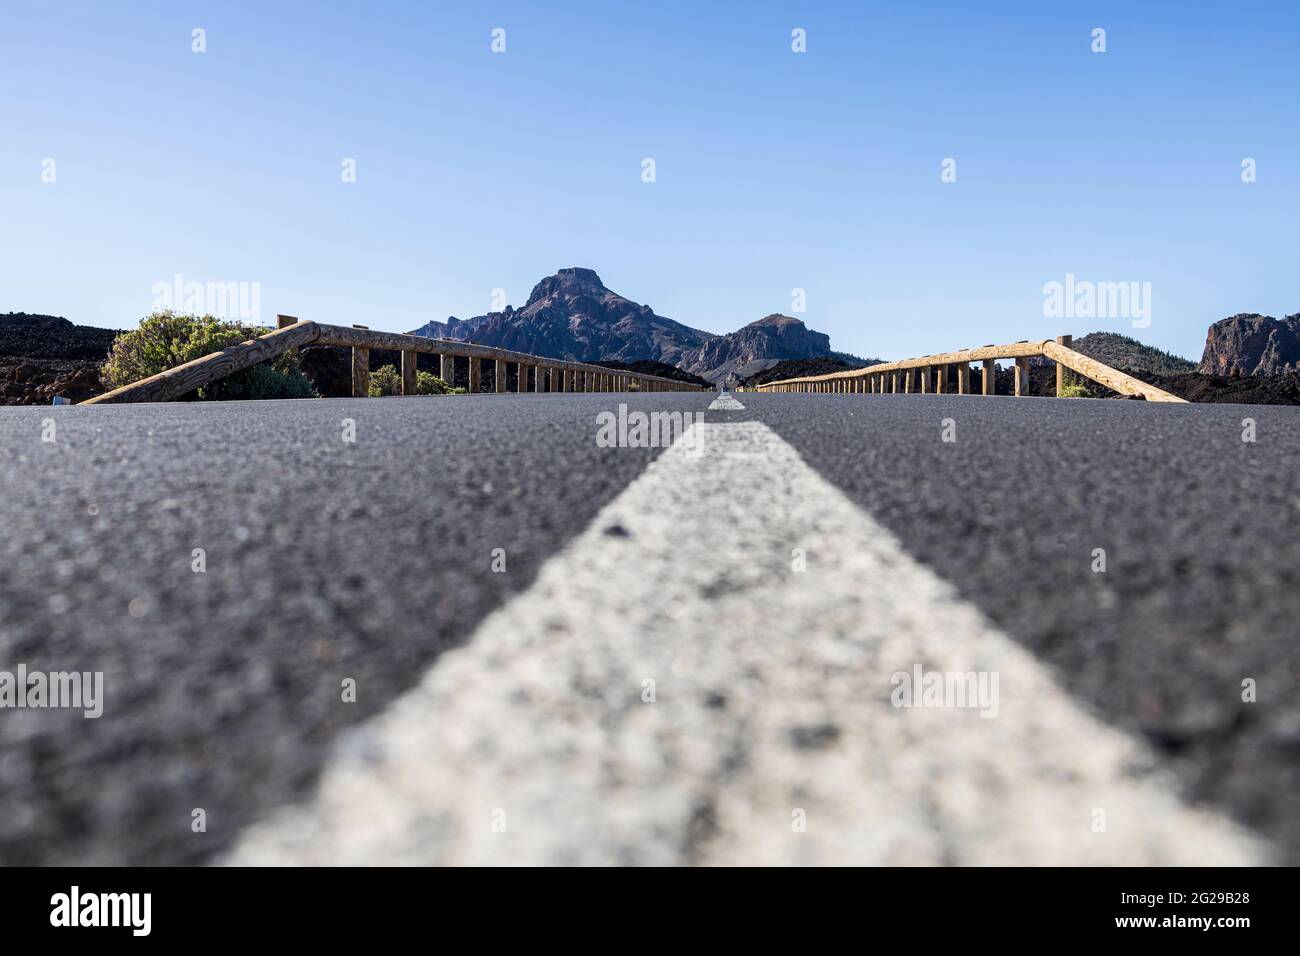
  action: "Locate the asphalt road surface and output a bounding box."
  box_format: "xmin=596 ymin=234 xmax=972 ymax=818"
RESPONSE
xmin=1 ymin=391 xmax=1296 ymax=865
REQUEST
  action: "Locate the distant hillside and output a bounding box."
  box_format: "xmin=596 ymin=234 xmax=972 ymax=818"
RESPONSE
xmin=594 ymin=359 xmax=709 ymax=387
xmin=1071 ymin=332 xmax=1196 ymax=375
xmin=1 ymin=312 xmax=119 ymax=359
xmin=738 ymin=355 xmax=880 ymax=388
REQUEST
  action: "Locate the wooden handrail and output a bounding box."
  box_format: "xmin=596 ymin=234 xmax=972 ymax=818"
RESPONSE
xmin=755 ymin=336 xmax=1186 ymax=402
xmin=83 ymin=319 xmax=706 ymax=404
xmin=82 ymin=321 xmax=323 ymax=405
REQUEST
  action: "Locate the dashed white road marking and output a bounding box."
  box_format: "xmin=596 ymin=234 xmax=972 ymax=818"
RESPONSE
xmin=708 ymin=392 xmax=745 ymax=411
xmin=226 ymin=422 xmax=1267 ymax=866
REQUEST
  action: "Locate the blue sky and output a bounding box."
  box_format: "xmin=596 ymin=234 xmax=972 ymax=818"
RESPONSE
xmin=1 ymin=0 xmax=1296 ymax=361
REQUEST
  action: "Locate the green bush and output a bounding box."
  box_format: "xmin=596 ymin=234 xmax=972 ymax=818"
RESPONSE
xmin=369 ymin=365 xmax=402 ymax=397
xmin=416 ymin=370 xmax=463 ymax=395
xmin=1058 ymin=383 xmax=1090 ymax=398
xmin=101 ymin=311 xmax=316 ymax=400
xmin=369 ymin=366 xmax=464 ymax=397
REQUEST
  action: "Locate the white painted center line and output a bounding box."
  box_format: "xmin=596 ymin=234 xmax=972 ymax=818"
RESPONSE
xmin=708 ymin=393 xmax=746 ymax=410
xmin=226 ymin=422 xmax=1266 ymax=866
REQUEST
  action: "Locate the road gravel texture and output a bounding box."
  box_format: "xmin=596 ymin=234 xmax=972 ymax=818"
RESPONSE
xmin=0 ymin=391 xmax=1296 ymax=864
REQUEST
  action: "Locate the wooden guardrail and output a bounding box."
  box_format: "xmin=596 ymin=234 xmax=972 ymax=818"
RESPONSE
xmin=82 ymin=316 xmax=705 ymax=404
xmin=753 ymin=334 xmax=1187 ymax=403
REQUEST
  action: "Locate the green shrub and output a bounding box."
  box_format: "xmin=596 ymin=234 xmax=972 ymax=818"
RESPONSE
xmin=369 ymin=366 xmax=464 ymax=396
xmin=1058 ymin=382 xmax=1090 ymax=398
xmin=369 ymin=365 xmax=402 ymax=397
xmin=101 ymin=311 xmax=316 ymax=400
xmin=416 ymin=371 xmax=463 ymax=395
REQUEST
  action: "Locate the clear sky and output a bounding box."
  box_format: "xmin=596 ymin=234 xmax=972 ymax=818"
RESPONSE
xmin=2 ymin=0 xmax=1296 ymax=362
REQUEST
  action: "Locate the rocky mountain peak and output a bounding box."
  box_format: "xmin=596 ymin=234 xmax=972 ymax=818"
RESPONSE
xmin=526 ymin=267 xmax=608 ymax=307
xmin=1199 ymin=313 xmax=1300 ymax=375
xmin=746 ymin=313 xmax=803 ymax=328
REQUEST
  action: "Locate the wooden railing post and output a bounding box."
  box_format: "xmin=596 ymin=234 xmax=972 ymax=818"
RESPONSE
xmin=1056 ymin=334 xmax=1072 ymax=396
xmin=516 ymin=361 xmax=529 ymax=393
xmin=402 ymin=349 xmax=418 ymax=396
xmin=441 ymin=354 xmax=455 ymax=390
xmin=982 ymin=359 xmax=995 ymax=395
xmin=1014 ymin=356 xmax=1029 ymax=396
xmin=957 ymin=363 xmax=970 ymax=394
xmin=351 ymin=324 xmax=370 ymax=397
xmin=469 ymin=357 xmax=481 ymax=394
xmin=495 ymin=358 xmax=507 ymax=393
xmin=935 ymin=365 xmax=946 ymax=393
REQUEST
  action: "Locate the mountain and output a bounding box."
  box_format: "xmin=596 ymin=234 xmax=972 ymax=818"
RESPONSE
xmin=409 ymin=268 xmax=716 ymax=366
xmin=678 ymin=314 xmax=834 ymax=384
xmin=1198 ymin=313 xmax=1300 ymax=376
xmin=1070 ymin=332 xmax=1196 ymax=376
xmin=408 ymin=268 xmax=838 ymax=383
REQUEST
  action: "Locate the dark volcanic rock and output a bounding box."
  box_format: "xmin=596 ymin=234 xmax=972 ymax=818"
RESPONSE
xmin=0 ymin=313 xmax=119 ymax=404
xmin=0 ymin=312 xmax=119 ymax=360
xmin=1199 ymin=313 xmax=1300 ymax=376
xmin=1118 ymin=369 xmax=1300 ymax=405
xmin=1 ymin=357 xmax=103 ymax=405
